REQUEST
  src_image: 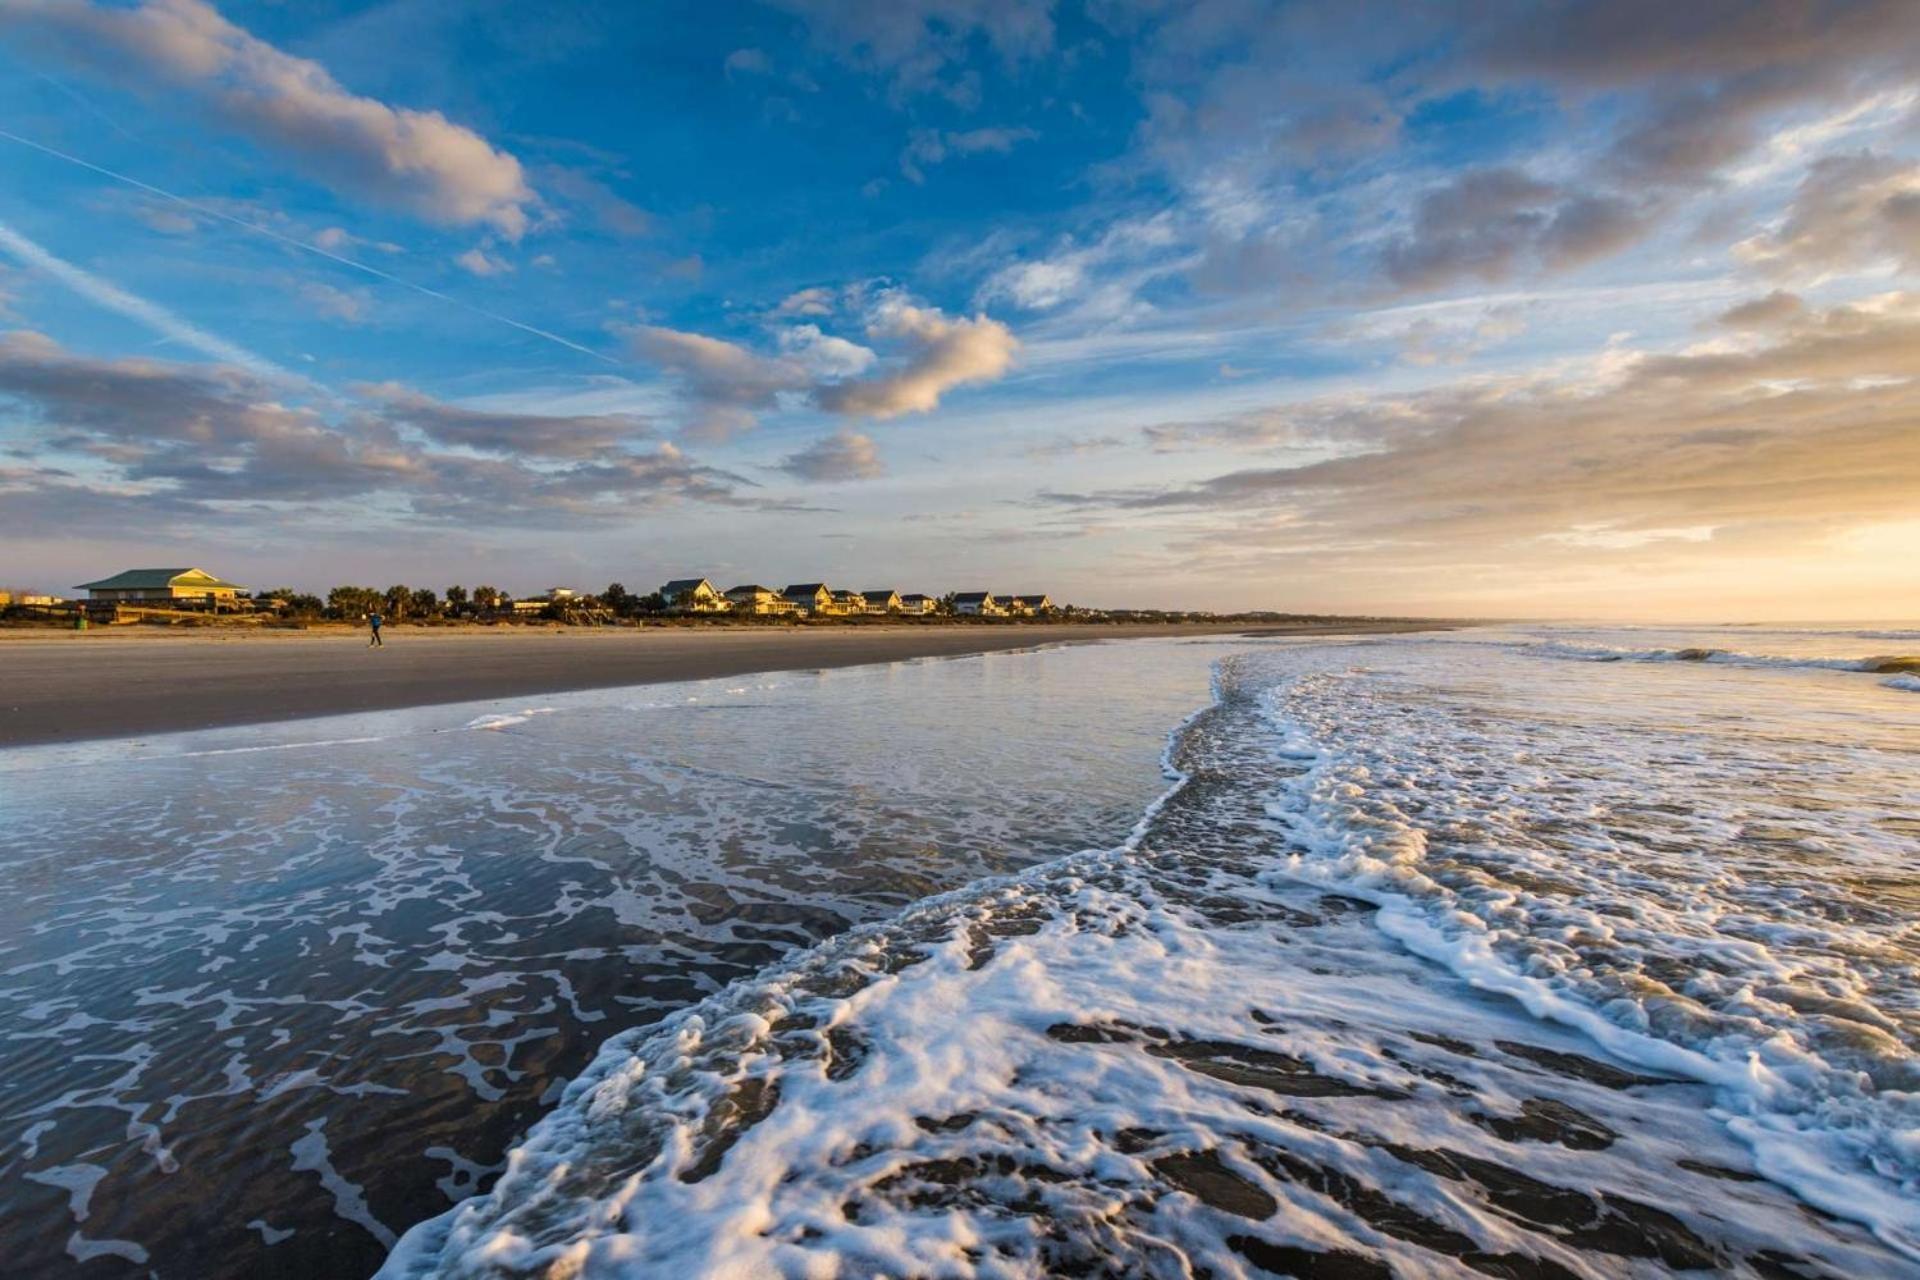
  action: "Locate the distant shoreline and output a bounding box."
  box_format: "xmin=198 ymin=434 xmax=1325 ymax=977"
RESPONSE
xmin=0 ymin=619 xmax=1456 ymax=748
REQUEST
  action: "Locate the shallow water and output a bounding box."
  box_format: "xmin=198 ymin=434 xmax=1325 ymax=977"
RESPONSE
xmin=4 ymin=625 xmax=1917 ymax=1278
xmin=378 ymin=624 xmax=1920 ymax=1279
xmin=0 ymin=642 xmax=1227 ymax=1277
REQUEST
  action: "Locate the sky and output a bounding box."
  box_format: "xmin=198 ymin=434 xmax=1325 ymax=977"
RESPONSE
xmin=0 ymin=0 xmax=1915 ymax=619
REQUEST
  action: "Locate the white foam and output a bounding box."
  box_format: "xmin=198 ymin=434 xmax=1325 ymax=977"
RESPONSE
xmin=1254 ymin=650 xmax=1920 ymax=1259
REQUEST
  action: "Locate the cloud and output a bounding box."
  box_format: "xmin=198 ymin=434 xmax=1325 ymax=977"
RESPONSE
xmin=1040 ymin=297 xmax=1920 ymax=564
xmin=777 ymin=324 xmax=877 ymax=379
xmin=771 ymin=286 xmax=837 ymax=318
xmin=1475 ymin=0 xmax=1920 ymax=186
xmin=298 ymin=280 xmax=369 ymax=324
xmin=769 ymin=0 xmax=1054 ymax=100
xmin=454 ymin=246 xmax=513 ymax=277
xmin=0 ymin=0 xmax=538 ymax=236
xmin=1023 ymin=433 xmax=1127 ymax=460
xmin=533 ymin=166 xmax=651 ymax=238
xmin=900 ymin=125 xmax=1038 ymax=182
xmin=357 ymin=382 xmax=651 ymax=459
xmin=1383 ymin=168 xmax=1646 ymax=290
xmin=778 ymin=427 xmax=885 ymax=481
xmin=724 ymin=47 xmax=772 ymax=77
xmin=817 ymin=297 xmax=1018 ymax=418
xmin=0 ymin=217 xmax=287 ymax=378
xmin=628 ymin=325 xmax=810 ymax=439
xmin=1734 ymin=151 xmax=1920 ymax=278
xmin=1717 ymin=289 xmax=1808 ymax=329
xmin=633 ymin=298 xmax=1017 ymax=433
xmin=0 ymin=332 xmax=745 ymax=528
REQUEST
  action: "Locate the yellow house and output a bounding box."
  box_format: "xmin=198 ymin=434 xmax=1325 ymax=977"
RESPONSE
xmin=75 ymin=567 xmax=244 ymax=606
xmin=783 ymin=583 xmax=834 ymax=614
xmin=660 ymin=578 xmax=728 ymax=613
xmin=726 ymin=584 xmax=797 ymax=615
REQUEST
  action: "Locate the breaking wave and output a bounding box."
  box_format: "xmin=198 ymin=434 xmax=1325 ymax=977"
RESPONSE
xmin=1533 ymin=640 xmax=1920 ymax=678
xmin=379 ymin=649 xmax=1919 ymax=1279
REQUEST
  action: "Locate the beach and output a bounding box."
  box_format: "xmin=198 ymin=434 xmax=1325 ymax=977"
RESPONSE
xmin=5 ymin=623 xmax=1915 ymax=1279
xmin=0 ymin=620 xmax=1442 ymax=747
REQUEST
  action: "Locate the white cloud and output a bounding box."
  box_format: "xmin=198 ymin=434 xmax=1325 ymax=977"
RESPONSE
xmin=1 ymin=0 xmax=539 ymax=236
xmin=454 ymin=246 xmax=513 ymax=277
xmin=817 ymin=295 xmax=1018 ymax=418
xmin=777 ymin=324 xmax=876 ymax=379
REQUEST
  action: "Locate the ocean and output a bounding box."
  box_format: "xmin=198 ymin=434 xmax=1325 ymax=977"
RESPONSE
xmin=2 ymin=626 xmax=1916 ymax=1278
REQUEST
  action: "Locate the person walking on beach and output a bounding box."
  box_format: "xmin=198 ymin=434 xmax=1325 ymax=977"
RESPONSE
xmin=367 ymin=610 xmax=384 ymax=647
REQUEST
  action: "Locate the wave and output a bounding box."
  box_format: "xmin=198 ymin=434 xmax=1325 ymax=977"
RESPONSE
xmin=378 ymin=656 xmax=1911 ymax=1279
xmin=1257 ymin=661 xmax=1920 ymax=1262
xmin=1534 ymin=640 xmax=1920 ymax=677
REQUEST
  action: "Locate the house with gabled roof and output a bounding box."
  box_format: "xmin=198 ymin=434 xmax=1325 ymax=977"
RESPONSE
xmin=725 ymin=584 xmax=797 ymax=615
xmin=75 ymin=568 xmax=244 ymax=606
xmin=861 ymin=589 xmax=902 ymax=613
xmin=659 ymin=578 xmax=728 ymax=613
xmin=1006 ymin=593 xmax=1053 ymax=616
xmin=952 ymin=591 xmax=1003 ymax=617
xmin=783 ymin=583 xmax=834 ymax=614
xmin=898 ymin=593 xmax=936 ymax=615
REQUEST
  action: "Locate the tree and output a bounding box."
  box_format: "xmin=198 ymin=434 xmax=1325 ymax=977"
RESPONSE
xmin=638 ymin=590 xmax=666 ymax=615
xmin=444 ymin=585 xmax=469 ymax=613
xmin=327 ymin=585 xmax=380 ymax=620
xmin=472 ymin=585 xmax=500 ymax=613
xmin=410 ymin=587 xmax=439 ymax=618
xmin=383 ymin=585 xmax=412 ymax=619
xmin=936 ymin=592 xmax=957 ymax=616
xmin=603 ymin=582 xmax=634 ymax=617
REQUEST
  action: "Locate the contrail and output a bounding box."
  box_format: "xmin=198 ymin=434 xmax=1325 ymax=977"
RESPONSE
xmin=0 ymin=127 xmax=622 ymax=366
xmin=0 ymin=217 xmax=291 ymax=379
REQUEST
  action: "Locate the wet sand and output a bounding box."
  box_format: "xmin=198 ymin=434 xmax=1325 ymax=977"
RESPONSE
xmin=0 ymin=620 xmax=1446 ymax=747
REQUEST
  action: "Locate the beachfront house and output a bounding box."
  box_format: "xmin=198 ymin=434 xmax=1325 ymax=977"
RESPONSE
xmin=75 ymin=567 xmax=245 ymax=608
xmin=783 ymin=583 xmax=834 ymax=615
xmin=861 ymin=590 xmax=903 ymax=614
xmin=725 ymin=584 xmax=797 ymax=615
xmin=898 ymin=593 xmax=935 ymax=615
xmin=953 ymin=591 xmax=1003 ymax=617
xmin=660 ymin=578 xmax=729 ymax=613
xmin=833 ymin=589 xmax=868 ymax=614
xmin=1006 ymin=593 xmax=1054 ymax=616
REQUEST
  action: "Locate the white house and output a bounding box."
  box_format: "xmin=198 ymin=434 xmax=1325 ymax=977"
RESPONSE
xmin=898 ymin=593 xmax=936 ymax=615
xmin=952 ymin=591 xmax=1003 ymax=616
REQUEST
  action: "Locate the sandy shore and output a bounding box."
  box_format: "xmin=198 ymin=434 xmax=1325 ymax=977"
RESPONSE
xmin=0 ymin=621 xmax=1448 ymax=747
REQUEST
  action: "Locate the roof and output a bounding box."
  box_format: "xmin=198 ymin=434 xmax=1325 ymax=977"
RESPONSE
xmin=783 ymin=583 xmax=829 ymax=595
xmin=953 ymin=591 xmax=995 ymax=603
xmin=74 ymin=567 xmax=243 ymax=591
xmin=724 ymin=584 xmax=775 ymax=596
xmin=900 ymin=593 xmax=933 ymax=601
xmin=861 ymin=589 xmax=899 ymax=601
xmin=1010 ymin=593 xmax=1052 ymax=602
xmin=660 ymin=578 xmax=714 ymax=594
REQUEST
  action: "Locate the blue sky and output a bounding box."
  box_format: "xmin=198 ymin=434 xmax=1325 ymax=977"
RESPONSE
xmin=1 ymin=0 xmax=1916 ymax=617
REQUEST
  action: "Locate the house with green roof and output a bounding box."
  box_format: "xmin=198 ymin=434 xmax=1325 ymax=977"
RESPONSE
xmin=74 ymin=568 xmax=245 ymax=606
